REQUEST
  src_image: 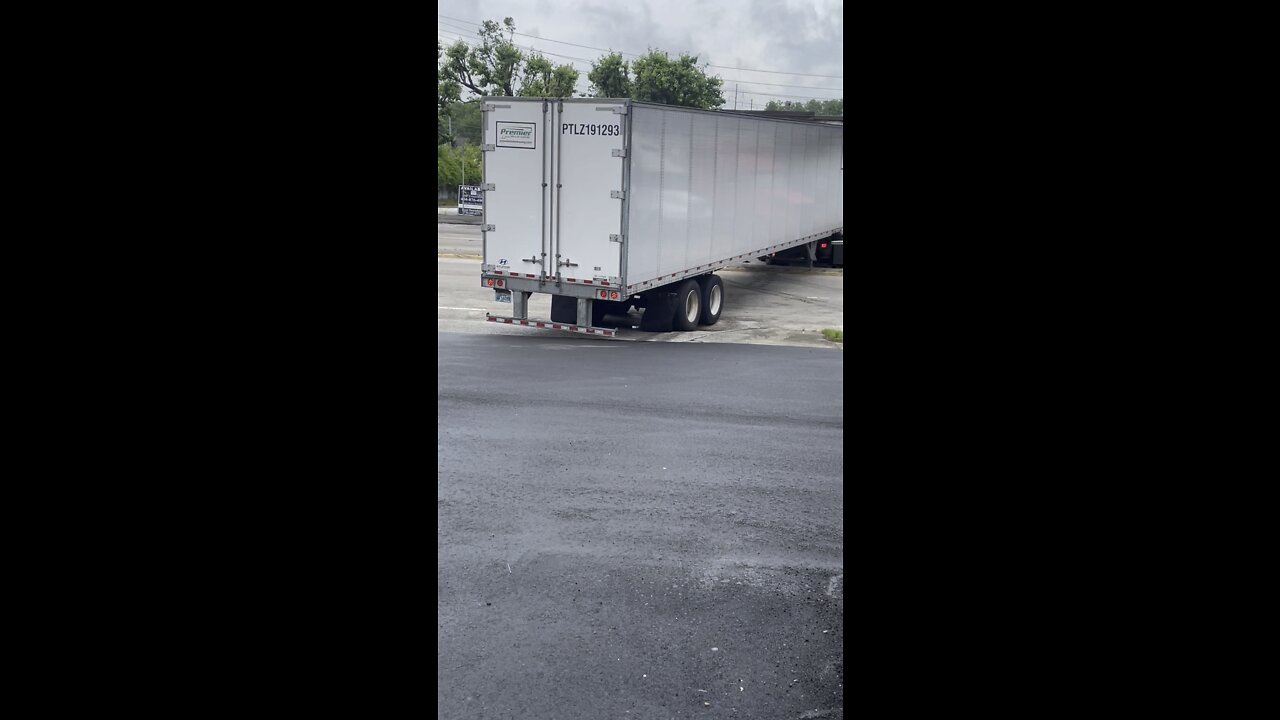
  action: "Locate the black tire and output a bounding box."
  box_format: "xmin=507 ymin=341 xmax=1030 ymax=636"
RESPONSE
xmin=590 ymin=300 xmax=630 ymax=326
xmin=551 ymin=295 xmax=577 ymax=323
xmin=672 ymin=279 xmax=701 ymax=331
xmin=639 ymin=290 xmax=675 ymax=332
xmin=696 ymin=274 xmax=724 ymax=326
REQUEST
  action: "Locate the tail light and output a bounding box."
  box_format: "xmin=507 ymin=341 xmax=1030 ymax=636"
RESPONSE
xmin=486 ymin=279 xmax=494 ymax=287
xmin=496 ymin=279 xmax=504 ymax=288
xmin=610 ymin=291 xmax=619 ymax=299
xmin=599 ymin=290 xmax=608 ymax=298
xmin=821 ymin=243 xmax=828 ymax=249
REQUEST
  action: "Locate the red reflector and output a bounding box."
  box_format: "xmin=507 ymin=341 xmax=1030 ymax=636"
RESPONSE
xmin=610 ymin=291 xmax=618 ymax=299
xmin=497 ymin=280 xmax=504 ymax=287
xmin=599 ymin=290 xmax=607 ymax=298
xmin=486 ymin=279 xmax=494 ymax=286
xmin=821 ymin=243 xmax=828 ymax=249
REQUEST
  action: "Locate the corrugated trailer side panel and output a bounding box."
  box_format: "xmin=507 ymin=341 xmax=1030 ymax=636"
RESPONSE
xmin=710 ymin=114 xmax=739 ymax=264
xmin=624 ymin=104 xmax=661 ymax=285
xmin=689 ymin=112 xmax=716 ymax=277
xmin=622 ymin=103 xmax=842 ymax=291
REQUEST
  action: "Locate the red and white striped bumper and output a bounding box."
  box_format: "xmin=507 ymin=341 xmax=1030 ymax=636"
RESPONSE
xmin=485 ymin=314 xmax=617 ymax=337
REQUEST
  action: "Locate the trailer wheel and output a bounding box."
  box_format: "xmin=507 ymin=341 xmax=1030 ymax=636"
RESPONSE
xmin=673 ymin=279 xmax=701 ymax=331
xmin=551 ymin=295 xmax=576 ymax=323
xmin=639 ymin=290 xmax=675 ymax=332
xmin=696 ymin=274 xmax=724 ymax=326
xmin=588 ymin=300 xmax=630 ymax=326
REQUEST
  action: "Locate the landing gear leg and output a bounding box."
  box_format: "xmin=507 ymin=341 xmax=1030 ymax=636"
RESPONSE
xmin=513 ymin=291 xmax=531 ymax=320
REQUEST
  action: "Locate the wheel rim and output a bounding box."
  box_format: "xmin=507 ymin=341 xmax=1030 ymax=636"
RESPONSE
xmin=709 ymin=285 xmax=721 ymax=316
xmin=685 ymin=289 xmax=700 ymax=324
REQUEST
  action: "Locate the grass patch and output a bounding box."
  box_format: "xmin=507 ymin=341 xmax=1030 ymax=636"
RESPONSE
xmin=438 ymin=198 xmax=457 ymax=207
xmin=821 ymin=328 xmax=843 ymax=343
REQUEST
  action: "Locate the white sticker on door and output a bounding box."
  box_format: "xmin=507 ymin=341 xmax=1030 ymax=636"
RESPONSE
xmin=496 ymin=122 xmax=536 ymax=149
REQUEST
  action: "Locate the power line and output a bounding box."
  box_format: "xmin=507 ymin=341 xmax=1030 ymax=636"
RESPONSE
xmin=438 ymin=33 xmax=593 ymax=94
xmin=436 ymin=18 xmax=484 ymax=35
xmin=438 ymin=28 xmax=597 ymax=66
xmin=437 ymin=21 xmax=844 ymax=93
xmin=437 ymin=13 xmax=843 ymax=80
xmin=439 ymin=27 xmax=842 ymax=98
xmin=439 ymin=31 xmax=841 ymax=103
xmin=440 ymin=36 xmax=839 ymax=102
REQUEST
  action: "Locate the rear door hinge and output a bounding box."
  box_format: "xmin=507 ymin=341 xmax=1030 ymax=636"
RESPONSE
xmin=610 ymin=190 xmax=625 ymax=200
xmin=612 ymin=148 xmax=626 ymax=157
xmin=482 ymin=183 xmax=495 ymax=191
xmin=483 ymin=224 xmax=496 ymax=232
xmin=609 ymin=234 xmax=622 ymax=243
xmin=481 ymin=144 xmax=496 ymax=152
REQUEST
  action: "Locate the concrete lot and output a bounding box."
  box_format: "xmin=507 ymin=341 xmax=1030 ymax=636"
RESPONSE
xmin=438 ymin=223 xmax=843 ymax=349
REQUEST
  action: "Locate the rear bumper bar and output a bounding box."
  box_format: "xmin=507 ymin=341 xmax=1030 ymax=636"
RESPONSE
xmin=485 ymin=314 xmax=618 ymax=337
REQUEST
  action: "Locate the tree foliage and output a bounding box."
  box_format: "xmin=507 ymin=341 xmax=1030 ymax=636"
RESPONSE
xmin=519 ymin=53 xmax=580 ymax=97
xmin=440 ymin=18 xmax=522 ymax=96
xmin=438 ymin=17 xmax=579 ymax=99
xmin=439 ymin=99 xmax=482 ymax=147
xmin=588 ymin=53 xmax=632 ymax=98
xmin=629 ymin=51 xmax=724 ymax=109
xmin=587 ymin=50 xmax=724 ymax=109
xmin=438 ymin=144 xmax=482 ymax=191
xmin=764 ymin=98 xmax=843 ymax=115
xmin=439 ymin=40 xmax=460 ymax=110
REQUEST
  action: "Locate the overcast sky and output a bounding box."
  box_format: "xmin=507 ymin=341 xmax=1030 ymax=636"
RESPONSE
xmin=437 ymin=0 xmax=843 ymax=109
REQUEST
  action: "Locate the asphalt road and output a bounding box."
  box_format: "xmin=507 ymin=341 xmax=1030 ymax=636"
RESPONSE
xmin=438 ymin=332 xmax=844 ymax=719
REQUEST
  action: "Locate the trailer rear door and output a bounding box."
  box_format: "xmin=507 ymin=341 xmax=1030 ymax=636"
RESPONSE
xmin=482 ymin=100 xmax=550 ymax=279
xmin=552 ymin=101 xmax=626 ymax=284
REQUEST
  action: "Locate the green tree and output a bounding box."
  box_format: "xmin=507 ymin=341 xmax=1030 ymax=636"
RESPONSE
xmin=437 ymin=144 xmax=484 ymax=195
xmin=439 ymin=99 xmax=483 ymax=147
xmin=518 ymin=53 xmax=580 ymax=97
xmin=629 ymin=51 xmax=724 ymax=109
xmin=438 ymin=39 xmax=461 ymax=108
xmin=588 ymin=52 xmax=632 ymax=98
xmin=440 ymin=18 xmax=521 ymax=96
xmin=461 ymin=145 xmax=481 ymax=183
xmin=764 ymin=98 xmax=843 ymax=115
xmin=439 ymin=17 xmax=579 ymax=98
xmin=438 ymin=144 xmax=463 ymax=190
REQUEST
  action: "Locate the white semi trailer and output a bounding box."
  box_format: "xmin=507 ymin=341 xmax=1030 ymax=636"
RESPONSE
xmin=480 ymin=97 xmax=843 ymax=336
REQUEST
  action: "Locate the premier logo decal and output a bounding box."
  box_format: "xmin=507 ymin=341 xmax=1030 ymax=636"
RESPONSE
xmin=495 ymin=121 xmax=536 ymax=149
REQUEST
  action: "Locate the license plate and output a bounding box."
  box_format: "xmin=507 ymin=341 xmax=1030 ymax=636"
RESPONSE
xmin=494 ymin=289 xmax=512 ymax=303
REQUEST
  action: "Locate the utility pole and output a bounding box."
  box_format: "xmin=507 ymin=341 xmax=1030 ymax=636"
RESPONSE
xmin=448 ymin=115 xmax=454 ymax=147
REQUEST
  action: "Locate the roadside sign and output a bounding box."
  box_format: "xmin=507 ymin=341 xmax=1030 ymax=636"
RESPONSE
xmin=459 ymin=184 xmax=483 ymax=217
